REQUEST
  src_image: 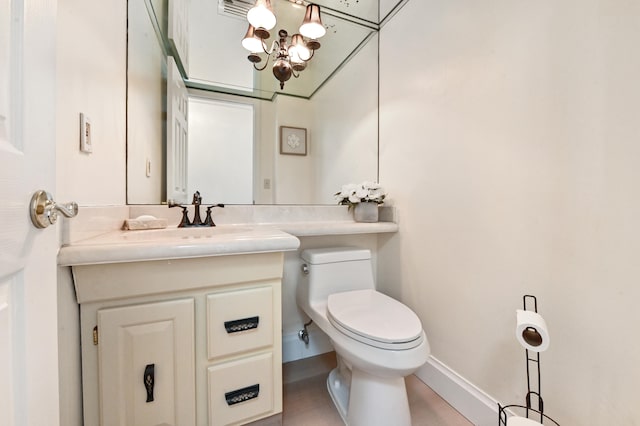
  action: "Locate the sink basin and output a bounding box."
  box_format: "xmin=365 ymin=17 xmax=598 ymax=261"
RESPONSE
xmin=58 ymin=224 xmax=300 ymax=266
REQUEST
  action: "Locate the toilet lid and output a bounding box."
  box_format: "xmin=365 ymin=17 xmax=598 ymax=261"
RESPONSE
xmin=327 ymin=289 xmax=423 ymax=350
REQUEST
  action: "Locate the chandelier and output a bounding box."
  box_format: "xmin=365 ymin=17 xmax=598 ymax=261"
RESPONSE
xmin=241 ymin=1 xmax=326 ymax=90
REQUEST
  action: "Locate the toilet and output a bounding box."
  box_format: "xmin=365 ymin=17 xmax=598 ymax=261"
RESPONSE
xmin=297 ymin=247 xmax=430 ymax=426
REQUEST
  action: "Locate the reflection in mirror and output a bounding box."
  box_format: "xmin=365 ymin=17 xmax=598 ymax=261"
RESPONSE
xmin=188 ymin=97 xmax=254 ymax=204
xmin=189 ymin=0 xmax=377 ymax=99
xmin=127 ymin=0 xmax=399 ymax=205
xmin=127 ymin=0 xmax=167 ymax=204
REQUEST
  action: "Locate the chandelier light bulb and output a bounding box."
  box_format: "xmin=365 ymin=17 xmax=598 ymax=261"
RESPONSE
xmin=299 ymin=4 xmax=326 ymax=40
xmin=247 ymin=0 xmax=277 ymax=31
xmin=288 ymin=34 xmax=311 ymax=63
xmin=288 ymin=47 xmax=304 ymax=65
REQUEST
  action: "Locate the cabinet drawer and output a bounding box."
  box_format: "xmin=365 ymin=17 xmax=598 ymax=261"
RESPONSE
xmin=207 ymin=352 xmax=274 ymax=426
xmin=207 ymin=286 xmax=273 ymax=359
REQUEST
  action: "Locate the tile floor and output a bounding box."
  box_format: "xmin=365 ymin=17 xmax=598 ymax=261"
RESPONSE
xmin=250 ymin=352 xmax=473 ymax=426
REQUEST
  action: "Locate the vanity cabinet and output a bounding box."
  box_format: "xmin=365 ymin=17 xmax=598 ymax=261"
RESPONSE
xmin=73 ymin=252 xmax=284 ymax=426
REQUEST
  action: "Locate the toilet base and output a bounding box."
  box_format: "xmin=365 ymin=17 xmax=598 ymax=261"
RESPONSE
xmin=326 ymin=365 xmax=412 ymax=426
xmin=327 ymin=367 xmax=350 ymax=424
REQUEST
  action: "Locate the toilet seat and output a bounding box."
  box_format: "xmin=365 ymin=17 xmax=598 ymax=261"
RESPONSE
xmin=327 ymin=289 xmax=423 ymax=350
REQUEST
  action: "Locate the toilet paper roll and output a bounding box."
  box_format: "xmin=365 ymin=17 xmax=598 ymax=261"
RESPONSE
xmin=515 ymin=309 xmax=550 ymax=352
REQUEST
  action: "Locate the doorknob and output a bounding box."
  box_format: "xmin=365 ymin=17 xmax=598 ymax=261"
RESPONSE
xmin=30 ymin=190 xmax=79 ymax=229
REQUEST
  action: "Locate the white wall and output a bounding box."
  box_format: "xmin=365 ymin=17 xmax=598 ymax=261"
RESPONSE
xmin=313 ymin=36 xmax=379 ymax=204
xmin=56 ymin=0 xmax=126 ymax=206
xmin=127 ymin=0 xmax=165 ymax=204
xmin=56 ymin=1 xmax=125 ymax=424
xmin=273 ymin=33 xmax=380 ymax=205
xmin=255 ymin=96 xmax=277 ymax=204
xmin=378 ymin=0 xmax=640 ymax=424
xmin=274 ymin=96 xmax=315 ymax=204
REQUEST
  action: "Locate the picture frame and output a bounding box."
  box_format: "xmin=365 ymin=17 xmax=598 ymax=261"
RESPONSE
xmin=280 ymin=126 xmax=307 ymax=156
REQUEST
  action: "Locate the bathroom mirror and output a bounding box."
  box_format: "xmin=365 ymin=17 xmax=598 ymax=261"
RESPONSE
xmin=127 ymin=0 xmax=406 ymax=205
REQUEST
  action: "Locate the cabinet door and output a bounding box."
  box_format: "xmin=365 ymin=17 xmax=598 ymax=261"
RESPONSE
xmin=98 ymin=298 xmax=195 ymax=426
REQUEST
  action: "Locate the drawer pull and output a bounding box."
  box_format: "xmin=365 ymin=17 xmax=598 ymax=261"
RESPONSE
xmin=224 ymin=316 xmax=259 ymax=333
xmin=143 ymin=363 xmax=155 ymax=403
xmin=225 ymin=384 xmax=260 ymax=406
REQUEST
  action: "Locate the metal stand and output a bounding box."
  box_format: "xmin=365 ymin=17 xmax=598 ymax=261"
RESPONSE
xmin=498 ymin=295 xmax=559 ymax=425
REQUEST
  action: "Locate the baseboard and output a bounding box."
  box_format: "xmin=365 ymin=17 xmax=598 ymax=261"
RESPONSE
xmin=415 ymin=356 xmax=500 ymax=426
xmin=282 ymin=327 xmax=333 ymax=363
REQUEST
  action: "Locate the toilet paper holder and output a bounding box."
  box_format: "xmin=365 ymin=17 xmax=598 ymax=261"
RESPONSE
xmin=498 ymin=295 xmax=560 ymax=425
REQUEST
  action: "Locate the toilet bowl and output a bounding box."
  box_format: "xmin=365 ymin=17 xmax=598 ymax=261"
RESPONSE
xmin=297 ymin=247 xmax=430 ymax=426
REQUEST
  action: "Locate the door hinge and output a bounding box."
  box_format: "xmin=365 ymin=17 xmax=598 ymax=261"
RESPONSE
xmin=93 ymin=326 xmax=98 ymax=345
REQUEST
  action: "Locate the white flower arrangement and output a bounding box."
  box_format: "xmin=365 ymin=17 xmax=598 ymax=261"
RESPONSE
xmin=335 ymin=181 xmax=386 ymax=208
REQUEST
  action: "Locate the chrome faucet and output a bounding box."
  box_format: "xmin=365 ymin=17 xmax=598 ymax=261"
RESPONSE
xmin=168 ymin=191 xmax=224 ymax=227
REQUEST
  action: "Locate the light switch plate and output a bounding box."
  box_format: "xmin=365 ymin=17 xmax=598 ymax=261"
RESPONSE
xmin=80 ymin=113 xmax=92 ymax=153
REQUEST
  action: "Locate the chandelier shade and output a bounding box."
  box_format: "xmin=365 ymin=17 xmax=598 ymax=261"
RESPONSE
xmin=247 ymin=0 xmax=277 ymax=31
xmin=241 ymin=25 xmax=265 ymax=53
xmin=299 ymin=4 xmax=326 ymax=40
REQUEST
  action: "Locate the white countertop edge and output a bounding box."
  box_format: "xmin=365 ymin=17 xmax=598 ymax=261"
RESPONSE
xmin=274 ymin=221 xmax=398 ymax=236
xmin=58 ymin=234 xmax=301 ymax=266
xmin=58 ymin=221 xmax=398 ymax=266
xmin=58 ymin=244 xmax=301 ymax=267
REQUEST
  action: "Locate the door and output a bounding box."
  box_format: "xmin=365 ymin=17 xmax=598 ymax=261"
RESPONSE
xmin=188 ymin=97 xmax=254 ymax=204
xmin=0 ymin=1 xmax=59 ymax=425
xmin=166 ymin=56 xmax=189 ymax=203
xmin=98 ymin=299 xmax=196 ymax=426
xmin=168 ymin=0 xmax=189 ymax=76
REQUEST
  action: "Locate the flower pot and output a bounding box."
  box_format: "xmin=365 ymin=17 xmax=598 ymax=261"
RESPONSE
xmin=353 ymin=202 xmax=379 ymax=223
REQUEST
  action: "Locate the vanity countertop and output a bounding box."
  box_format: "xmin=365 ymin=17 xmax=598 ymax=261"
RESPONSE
xmin=58 ymin=225 xmax=301 ymax=266
xmin=58 ymin=221 xmax=398 ymax=266
xmin=58 ymin=206 xmax=400 ymax=266
xmin=58 ymin=220 xmax=399 ymax=266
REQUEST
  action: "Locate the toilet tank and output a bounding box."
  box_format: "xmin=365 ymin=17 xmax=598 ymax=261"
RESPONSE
xmin=299 ymin=247 xmax=375 ymax=304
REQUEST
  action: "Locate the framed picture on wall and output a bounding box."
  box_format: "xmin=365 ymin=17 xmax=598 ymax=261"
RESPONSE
xmin=280 ymin=126 xmax=307 ymax=156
